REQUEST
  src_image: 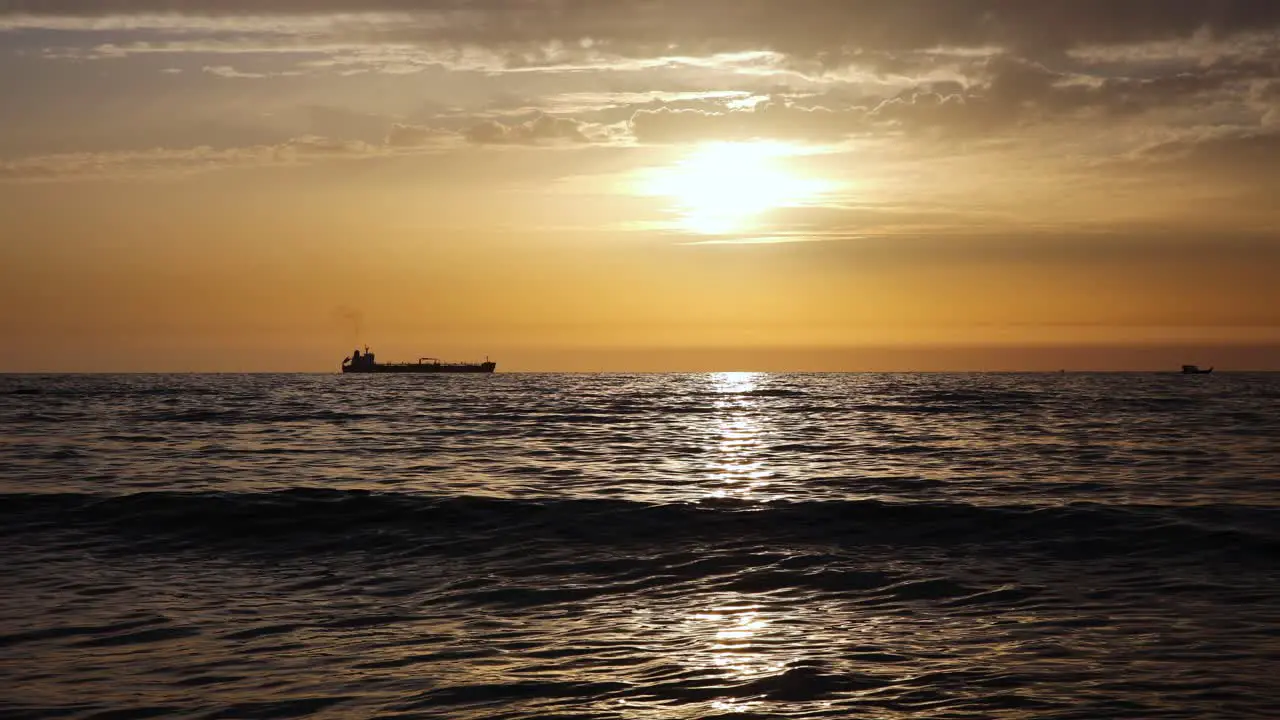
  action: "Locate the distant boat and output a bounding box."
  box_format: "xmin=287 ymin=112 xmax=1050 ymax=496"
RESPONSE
xmin=342 ymin=347 xmax=496 ymax=374
xmin=1181 ymin=365 xmax=1213 ymax=375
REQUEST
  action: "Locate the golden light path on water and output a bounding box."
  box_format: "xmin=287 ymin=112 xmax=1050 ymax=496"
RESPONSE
xmin=706 ymin=371 xmax=774 ymax=501
xmin=695 ymin=373 xmax=775 ymax=715
xmin=625 ymin=372 xmax=793 ymax=717
xmin=610 ymin=372 xmax=1033 ymax=717
xmin=587 ymin=372 xmax=1108 ymax=718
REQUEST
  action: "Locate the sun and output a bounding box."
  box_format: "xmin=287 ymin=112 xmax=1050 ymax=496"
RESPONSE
xmin=639 ymin=142 xmax=832 ymax=235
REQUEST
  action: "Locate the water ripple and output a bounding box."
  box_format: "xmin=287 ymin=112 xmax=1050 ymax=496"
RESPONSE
xmin=2 ymin=372 xmax=1278 ymax=718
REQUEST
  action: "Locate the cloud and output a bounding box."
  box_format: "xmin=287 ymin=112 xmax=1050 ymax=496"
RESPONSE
xmin=385 ymin=122 xmax=453 ymax=148
xmin=4 ymin=1 xmax=1279 ymax=58
xmin=0 ymin=134 xmax=387 ymax=181
xmin=202 ymin=65 xmax=266 ymax=79
xmin=463 ymin=115 xmax=591 ymax=145
xmin=870 ymin=52 xmax=1277 ymax=131
xmin=1139 ymin=128 xmax=1280 ymax=179
xmin=622 ymin=46 xmax=1269 ymax=145
xmin=0 ymin=114 xmax=607 ymax=181
xmin=630 ymin=100 xmax=870 ymax=144
xmin=3 ymin=0 xmax=1278 ymax=199
xmin=275 ymin=134 xmax=378 ymax=157
xmin=9 ymin=1 xmax=1276 ymax=120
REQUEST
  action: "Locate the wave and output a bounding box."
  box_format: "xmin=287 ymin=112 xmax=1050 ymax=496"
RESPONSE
xmin=698 ymin=388 xmax=809 ymax=398
xmin=3 ymin=490 xmax=1275 ymax=562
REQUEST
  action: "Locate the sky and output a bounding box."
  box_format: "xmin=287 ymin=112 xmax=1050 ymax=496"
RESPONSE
xmin=1 ymin=0 xmax=1278 ymax=371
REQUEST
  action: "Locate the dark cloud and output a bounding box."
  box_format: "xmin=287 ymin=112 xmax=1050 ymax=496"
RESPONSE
xmin=3 ymin=1 xmax=1279 ymax=57
xmin=625 ymin=45 xmax=1271 ymax=145
xmin=623 ymin=88 xmax=1011 ymax=145
xmin=3 ymin=0 xmax=1277 ymax=201
xmin=1140 ymin=129 xmax=1280 ymax=179
xmin=907 ymin=53 xmax=1273 ymax=125
xmin=9 ymin=1 xmax=1271 ymax=145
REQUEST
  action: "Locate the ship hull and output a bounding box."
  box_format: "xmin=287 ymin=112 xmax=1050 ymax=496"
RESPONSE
xmin=343 ymin=362 xmax=496 ymax=374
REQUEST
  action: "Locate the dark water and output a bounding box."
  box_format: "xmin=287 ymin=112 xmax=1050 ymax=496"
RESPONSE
xmin=2 ymin=372 xmax=1278 ymax=719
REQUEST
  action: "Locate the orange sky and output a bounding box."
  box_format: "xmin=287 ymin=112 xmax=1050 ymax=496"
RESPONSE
xmin=1 ymin=2 xmax=1278 ymax=371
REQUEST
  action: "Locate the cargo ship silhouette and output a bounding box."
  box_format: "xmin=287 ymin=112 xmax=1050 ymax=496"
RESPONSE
xmin=341 ymin=347 xmax=496 ymax=374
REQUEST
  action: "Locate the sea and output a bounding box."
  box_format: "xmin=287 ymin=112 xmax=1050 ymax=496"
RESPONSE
xmin=1 ymin=372 xmax=1278 ymax=719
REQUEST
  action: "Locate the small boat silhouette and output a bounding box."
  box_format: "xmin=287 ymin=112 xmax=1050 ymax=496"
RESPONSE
xmin=1181 ymin=365 xmax=1213 ymax=375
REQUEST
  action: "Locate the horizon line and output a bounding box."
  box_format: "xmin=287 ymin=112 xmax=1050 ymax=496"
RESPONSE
xmin=2 ymin=369 xmax=1274 ymax=376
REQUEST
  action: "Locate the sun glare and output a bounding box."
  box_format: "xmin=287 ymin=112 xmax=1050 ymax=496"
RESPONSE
xmin=640 ymin=142 xmax=832 ymax=235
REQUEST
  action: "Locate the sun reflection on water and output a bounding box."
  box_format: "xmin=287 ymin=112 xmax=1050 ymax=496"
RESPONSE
xmin=704 ymin=372 xmax=778 ymax=502
xmin=712 ymin=371 xmax=761 ymax=394
xmin=683 ymin=599 xmax=790 ymax=685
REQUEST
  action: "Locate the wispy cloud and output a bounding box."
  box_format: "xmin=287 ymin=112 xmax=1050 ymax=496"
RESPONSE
xmin=0 ymin=134 xmax=432 ymax=182
xmin=1 ymin=0 xmax=1277 ymax=223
